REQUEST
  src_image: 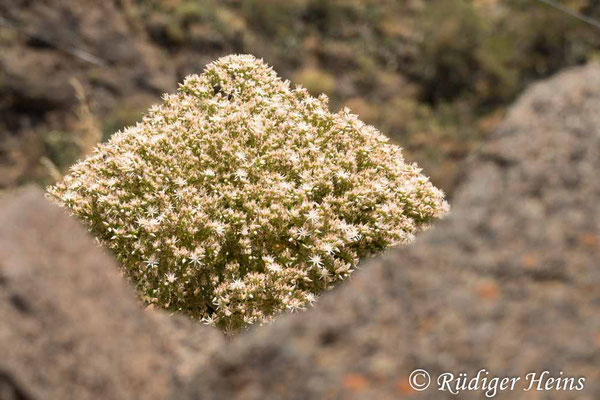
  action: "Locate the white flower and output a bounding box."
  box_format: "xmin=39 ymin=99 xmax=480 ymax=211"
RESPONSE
xmin=174 ymin=177 xmax=187 ymax=187
xmin=165 ymin=273 xmax=177 ymax=283
xmin=305 ymin=209 xmax=320 ymax=224
xmin=233 ymin=169 xmax=248 ymax=181
xmin=309 ymin=254 xmax=323 ymax=267
xmin=145 ymin=205 xmax=158 ymax=217
xmin=63 ymin=191 xmax=77 ymax=202
xmin=345 ymin=226 xmax=361 ymax=242
xmin=175 ymin=188 xmax=189 ymax=200
xmin=264 ymin=256 xmax=282 ymax=273
xmin=231 ymin=279 xmax=246 ymax=290
xmin=335 ymin=170 xmax=349 ymax=180
xmin=287 ymin=298 xmax=304 ymax=311
xmin=321 ymin=243 xmax=338 ymax=255
xmin=211 ymin=221 xmax=226 ymax=236
xmin=318 ymin=267 xmax=331 ymax=280
xmin=295 ymin=227 xmax=309 ymax=240
xmin=144 ymin=255 xmax=158 ymax=268
xmin=189 ymin=251 xmax=204 ymax=267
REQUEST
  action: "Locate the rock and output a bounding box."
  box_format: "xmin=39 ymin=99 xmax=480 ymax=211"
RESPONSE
xmin=149 ymin=311 xmax=225 ymax=386
xmin=0 ymin=0 xmax=175 ymax=112
xmin=0 ymin=187 xmax=223 ymax=400
xmin=176 ymin=64 xmax=600 ymax=399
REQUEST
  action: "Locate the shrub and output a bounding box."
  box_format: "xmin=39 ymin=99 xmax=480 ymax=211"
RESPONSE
xmin=47 ymin=55 xmax=449 ymax=333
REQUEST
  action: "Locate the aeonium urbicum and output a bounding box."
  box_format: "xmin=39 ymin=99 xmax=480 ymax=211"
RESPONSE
xmin=48 ymin=54 xmax=449 ymax=333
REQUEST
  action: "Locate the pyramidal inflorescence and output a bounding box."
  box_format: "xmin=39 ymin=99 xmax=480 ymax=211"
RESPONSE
xmin=47 ymin=54 xmax=449 ymax=333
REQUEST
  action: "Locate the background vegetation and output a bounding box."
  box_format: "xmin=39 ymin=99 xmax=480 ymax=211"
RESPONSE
xmin=2 ymin=0 xmax=600 ymax=194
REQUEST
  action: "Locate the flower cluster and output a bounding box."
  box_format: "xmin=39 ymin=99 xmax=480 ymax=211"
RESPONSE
xmin=47 ymin=54 xmax=449 ymax=333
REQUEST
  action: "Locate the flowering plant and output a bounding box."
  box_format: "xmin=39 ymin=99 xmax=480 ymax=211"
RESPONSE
xmin=48 ymin=55 xmax=448 ymax=333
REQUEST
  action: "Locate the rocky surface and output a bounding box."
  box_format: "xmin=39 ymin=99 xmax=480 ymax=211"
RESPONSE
xmin=176 ymin=64 xmax=600 ymax=399
xmin=0 ymin=187 xmax=223 ymax=400
xmin=0 ymin=0 xmax=175 ymax=115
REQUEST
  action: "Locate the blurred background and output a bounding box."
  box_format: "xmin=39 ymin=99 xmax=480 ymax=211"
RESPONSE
xmin=2 ymin=0 xmax=600 ymax=195
xmin=2 ymin=2 xmax=600 ymax=399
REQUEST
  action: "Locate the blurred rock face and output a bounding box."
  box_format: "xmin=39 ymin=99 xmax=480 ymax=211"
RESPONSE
xmin=176 ymin=64 xmax=600 ymax=400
